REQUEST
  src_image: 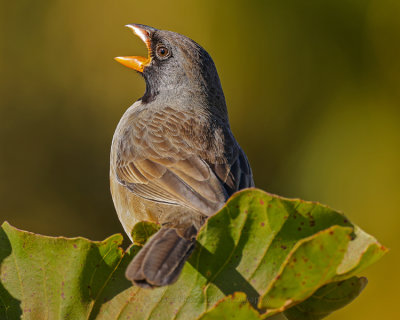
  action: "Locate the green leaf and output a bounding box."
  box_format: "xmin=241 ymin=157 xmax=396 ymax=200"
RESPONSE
xmin=131 ymin=221 xmax=160 ymax=246
xmin=260 ymin=225 xmax=353 ymax=313
xmin=197 ymin=292 xmax=262 ymax=320
xmin=0 ymin=222 xmax=127 ymax=319
xmin=0 ymin=189 xmax=387 ymax=319
xmin=284 ymin=277 xmax=367 ymax=320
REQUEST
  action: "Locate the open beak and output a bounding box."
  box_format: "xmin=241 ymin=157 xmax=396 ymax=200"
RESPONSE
xmin=114 ymin=24 xmax=154 ymax=73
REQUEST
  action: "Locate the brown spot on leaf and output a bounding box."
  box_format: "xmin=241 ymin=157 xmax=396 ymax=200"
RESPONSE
xmin=259 ymin=199 xmax=265 ymax=205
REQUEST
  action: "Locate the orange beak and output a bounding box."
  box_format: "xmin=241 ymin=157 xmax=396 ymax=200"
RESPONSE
xmin=114 ymin=24 xmax=153 ymax=73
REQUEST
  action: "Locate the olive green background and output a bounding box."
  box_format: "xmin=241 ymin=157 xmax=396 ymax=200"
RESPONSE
xmin=0 ymin=0 xmax=398 ymax=318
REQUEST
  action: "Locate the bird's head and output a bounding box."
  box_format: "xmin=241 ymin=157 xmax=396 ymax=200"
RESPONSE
xmin=115 ymin=24 xmax=227 ymax=114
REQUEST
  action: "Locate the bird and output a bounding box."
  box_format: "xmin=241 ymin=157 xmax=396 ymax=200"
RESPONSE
xmin=110 ymin=24 xmax=254 ymax=288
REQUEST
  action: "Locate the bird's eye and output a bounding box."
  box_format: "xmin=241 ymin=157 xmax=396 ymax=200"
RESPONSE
xmin=156 ymin=45 xmax=170 ymax=59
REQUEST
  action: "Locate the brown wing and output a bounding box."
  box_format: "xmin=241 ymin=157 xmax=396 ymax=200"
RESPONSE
xmin=114 ymin=107 xmax=254 ymax=216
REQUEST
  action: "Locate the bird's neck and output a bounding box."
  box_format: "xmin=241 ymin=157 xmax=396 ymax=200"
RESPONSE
xmin=140 ymin=80 xmax=229 ymax=122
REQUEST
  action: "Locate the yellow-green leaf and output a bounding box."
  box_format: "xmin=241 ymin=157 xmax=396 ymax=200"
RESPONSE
xmin=0 ymin=189 xmax=387 ymax=320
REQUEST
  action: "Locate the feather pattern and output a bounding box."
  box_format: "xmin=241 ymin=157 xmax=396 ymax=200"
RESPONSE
xmin=112 ymin=104 xmax=253 ymax=217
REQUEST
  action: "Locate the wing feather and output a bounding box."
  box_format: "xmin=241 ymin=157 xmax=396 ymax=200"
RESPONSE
xmin=113 ymin=107 xmax=254 ymax=216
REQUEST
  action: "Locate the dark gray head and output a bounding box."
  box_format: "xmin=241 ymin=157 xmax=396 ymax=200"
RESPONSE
xmin=115 ymin=24 xmax=227 ymax=118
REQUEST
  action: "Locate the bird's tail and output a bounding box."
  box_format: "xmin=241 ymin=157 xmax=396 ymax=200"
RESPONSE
xmin=125 ymin=226 xmax=197 ymax=288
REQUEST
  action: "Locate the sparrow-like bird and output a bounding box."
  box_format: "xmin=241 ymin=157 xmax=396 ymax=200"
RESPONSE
xmin=111 ymin=24 xmax=254 ymax=288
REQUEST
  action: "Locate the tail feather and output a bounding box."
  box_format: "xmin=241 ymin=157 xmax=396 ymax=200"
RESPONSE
xmin=126 ymin=226 xmax=196 ymax=288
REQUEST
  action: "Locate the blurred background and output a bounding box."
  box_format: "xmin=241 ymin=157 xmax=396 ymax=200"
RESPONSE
xmin=0 ymin=0 xmax=399 ymax=318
